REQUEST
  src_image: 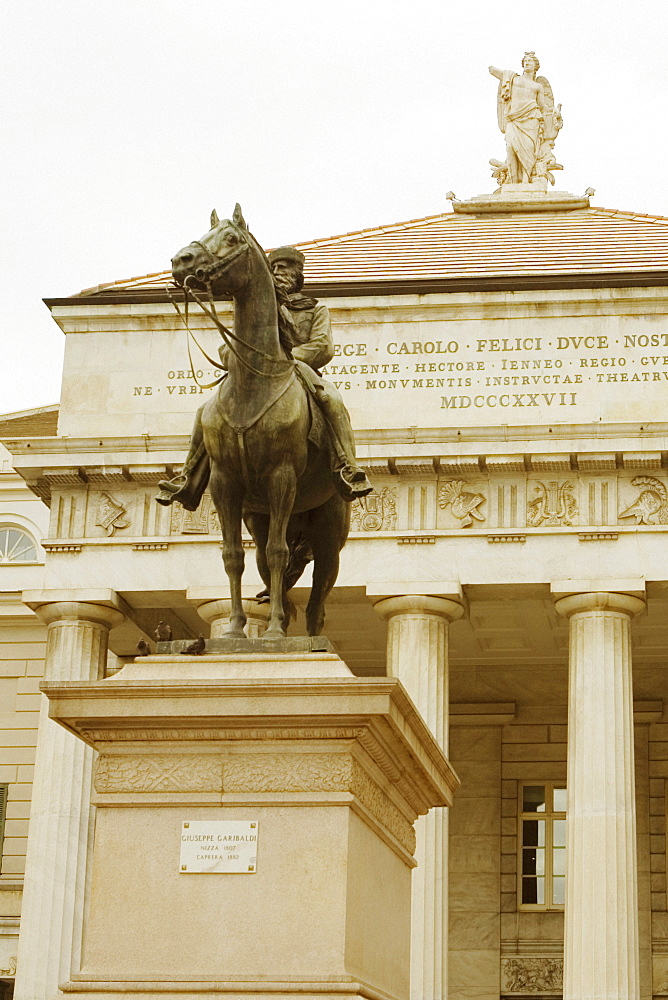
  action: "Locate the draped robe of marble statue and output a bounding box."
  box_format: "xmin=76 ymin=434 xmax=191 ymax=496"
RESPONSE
xmin=489 ymin=52 xmax=562 ymax=186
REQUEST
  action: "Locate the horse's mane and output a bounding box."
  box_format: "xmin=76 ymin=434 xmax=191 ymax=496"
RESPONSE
xmin=246 ymin=228 xmax=298 ymax=358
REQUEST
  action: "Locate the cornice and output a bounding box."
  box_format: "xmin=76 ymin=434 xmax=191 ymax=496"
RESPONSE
xmin=42 ymin=270 xmax=668 ymax=308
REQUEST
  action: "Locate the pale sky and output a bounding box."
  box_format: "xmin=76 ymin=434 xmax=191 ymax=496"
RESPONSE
xmin=2 ymin=0 xmax=667 ymax=415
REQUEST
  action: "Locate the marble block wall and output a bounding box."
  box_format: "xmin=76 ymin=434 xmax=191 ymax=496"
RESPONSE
xmin=448 ymin=726 xmax=502 ymax=1000
xmin=635 ymin=726 xmax=652 ymax=1000
xmin=649 ymin=725 xmax=668 ymax=995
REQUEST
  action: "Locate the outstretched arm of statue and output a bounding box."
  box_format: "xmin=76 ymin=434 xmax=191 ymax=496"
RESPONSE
xmin=291 ymin=304 xmax=335 ymax=371
xmin=489 ymin=65 xmax=503 ymax=80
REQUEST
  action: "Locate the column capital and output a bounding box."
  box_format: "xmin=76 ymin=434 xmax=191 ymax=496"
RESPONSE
xmin=22 ymin=590 xmax=125 ymax=630
xmin=373 ymin=594 xmax=464 ymax=623
xmin=554 ymin=591 xmax=646 ymax=620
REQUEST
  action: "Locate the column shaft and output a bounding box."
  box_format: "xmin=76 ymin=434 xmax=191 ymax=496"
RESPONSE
xmin=15 ymin=602 xmax=122 ymax=1000
xmin=374 ymin=596 xmax=463 ymax=1000
xmin=556 ymin=592 xmax=644 ymax=1000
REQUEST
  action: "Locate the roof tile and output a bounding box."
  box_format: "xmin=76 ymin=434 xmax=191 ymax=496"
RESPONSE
xmin=76 ymin=206 xmax=668 ymax=295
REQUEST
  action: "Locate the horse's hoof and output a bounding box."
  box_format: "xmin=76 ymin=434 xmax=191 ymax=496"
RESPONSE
xmin=263 ymin=629 xmax=286 ymax=641
xmin=224 ymin=628 xmax=247 ymax=640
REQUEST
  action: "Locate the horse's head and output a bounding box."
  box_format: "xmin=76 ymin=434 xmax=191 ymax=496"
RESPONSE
xmin=171 ymin=204 xmax=255 ymax=296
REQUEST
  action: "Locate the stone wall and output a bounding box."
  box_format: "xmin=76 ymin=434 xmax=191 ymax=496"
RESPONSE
xmin=449 ymin=725 xmax=502 ymax=1000
xmin=649 ymin=724 xmax=668 ymax=995
xmin=0 ymin=619 xmax=45 ymax=879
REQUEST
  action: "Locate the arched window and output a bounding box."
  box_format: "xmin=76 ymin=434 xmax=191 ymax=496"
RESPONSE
xmin=0 ymin=526 xmax=38 ymax=563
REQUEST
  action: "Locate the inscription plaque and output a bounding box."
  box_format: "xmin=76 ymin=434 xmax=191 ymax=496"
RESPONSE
xmin=180 ymin=820 xmax=258 ymax=873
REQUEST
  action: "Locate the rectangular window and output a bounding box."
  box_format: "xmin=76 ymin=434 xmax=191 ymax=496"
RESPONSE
xmin=518 ymin=782 xmax=566 ymax=909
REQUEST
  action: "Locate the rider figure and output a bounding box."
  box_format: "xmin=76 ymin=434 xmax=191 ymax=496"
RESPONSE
xmin=156 ymin=245 xmax=373 ymax=511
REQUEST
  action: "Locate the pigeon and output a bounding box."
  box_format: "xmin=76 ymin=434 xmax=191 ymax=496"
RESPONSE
xmin=154 ymin=620 xmax=173 ymax=642
xmin=181 ymin=634 xmax=206 ymax=655
xmin=136 ymin=640 xmax=151 ymax=657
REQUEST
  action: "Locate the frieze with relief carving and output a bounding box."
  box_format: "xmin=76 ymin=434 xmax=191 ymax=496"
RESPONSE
xmin=222 ymin=752 xmax=414 ymax=853
xmin=351 ymin=487 xmax=397 ymax=531
xmin=223 ymin=752 xmax=353 ymax=792
xmin=42 ymin=465 xmax=668 ymax=541
xmin=95 ymin=492 xmax=130 ymax=536
xmin=526 ymin=480 xmax=577 ymax=527
xmin=618 ymin=476 xmax=668 ymax=525
xmin=439 ymin=480 xmax=486 ymax=526
xmin=170 ymin=493 xmax=220 ymax=535
xmin=94 ymin=754 xmax=223 ymax=793
xmin=501 ymin=957 xmax=563 ymax=993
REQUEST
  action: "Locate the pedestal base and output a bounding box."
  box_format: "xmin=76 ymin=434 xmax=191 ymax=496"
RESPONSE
xmin=452 ymin=186 xmax=590 ymax=213
xmin=43 ymin=653 xmax=458 ymax=1000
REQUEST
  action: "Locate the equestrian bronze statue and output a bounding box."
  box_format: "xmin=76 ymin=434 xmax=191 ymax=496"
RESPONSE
xmin=159 ymin=204 xmax=372 ymax=640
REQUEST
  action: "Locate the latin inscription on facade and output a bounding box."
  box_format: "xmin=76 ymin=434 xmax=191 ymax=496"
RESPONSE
xmin=180 ymin=820 xmax=258 ymax=873
xmin=109 ymin=313 xmax=668 ymax=435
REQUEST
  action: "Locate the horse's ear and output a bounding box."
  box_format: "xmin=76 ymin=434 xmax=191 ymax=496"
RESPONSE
xmin=232 ymin=203 xmax=247 ymax=230
xmin=210 ymin=208 xmax=219 ymax=228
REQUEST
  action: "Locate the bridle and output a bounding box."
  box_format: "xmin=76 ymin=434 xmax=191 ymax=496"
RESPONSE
xmin=168 ymin=227 xmax=294 ymax=385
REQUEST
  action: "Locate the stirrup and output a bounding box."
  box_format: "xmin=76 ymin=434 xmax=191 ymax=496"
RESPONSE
xmin=155 ymin=476 xmax=187 ymax=507
xmin=336 ymin=467 xmax=373 ymax=502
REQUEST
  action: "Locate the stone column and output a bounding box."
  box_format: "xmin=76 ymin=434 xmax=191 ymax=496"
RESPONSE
xmin=554 ymin=589 xmax=645 ymax=1000
xmin=373 ymin=594 xmax=464 ymax=1000
xmin=195 ymin=598 xmax=270 ymax=638
xmin=15 ymin=595 xmax=123 ymax=1000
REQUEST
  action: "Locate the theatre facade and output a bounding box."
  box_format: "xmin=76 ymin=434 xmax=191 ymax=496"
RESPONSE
xmin=3 ymin=194 xmax=668 ymax=1000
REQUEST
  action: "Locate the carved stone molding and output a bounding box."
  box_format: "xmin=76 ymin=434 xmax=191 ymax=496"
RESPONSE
xmin=222 ymin=751 xmax=415 ymax=853
xmin=579 ymin=532 xmax=618 ymax=541
xmin=501 ymin=957 xmax=563 ymax=993
xmin=488 ymin=533 xmax=526 ymax=543
xmin=397 ymin=535 xmax=435 ymax=545
xmin=224 ymin=753 xmax=353 ymax=793
xmin=350 ymin=761 xmax=415 ymax=854
xmin=94 ymin=754 xmax=223 ymax=793
xmin=84 ymin=726 xmax=364 ymax=743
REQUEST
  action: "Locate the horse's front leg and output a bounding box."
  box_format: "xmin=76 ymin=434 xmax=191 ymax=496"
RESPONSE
xmin=212 ymin=477 xmax=246 ymax=638
xmin=265 ymin=465 xmax=297 ymax=639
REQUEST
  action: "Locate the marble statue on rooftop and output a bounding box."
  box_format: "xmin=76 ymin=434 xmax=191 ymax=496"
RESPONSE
xmin=489 ymin=52 xmax=563 ymax=187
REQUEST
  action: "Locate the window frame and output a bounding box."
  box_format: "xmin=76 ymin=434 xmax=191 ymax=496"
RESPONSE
xmin=517 ymin=780 xmax=566 ymax=911
xmin=0 ymin=524 xmax=40 ymax=564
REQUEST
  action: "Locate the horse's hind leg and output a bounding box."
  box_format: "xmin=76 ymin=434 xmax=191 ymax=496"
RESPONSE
xmin=212 ymin=477 xmax=246 ymax=638
xmin=305 ymin=495 xmax=350 ymax=636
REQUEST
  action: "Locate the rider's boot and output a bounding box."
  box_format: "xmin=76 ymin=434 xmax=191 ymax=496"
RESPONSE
xmin=156 ymin=446 xmax=211 ymax=512
xmin=315 ymin=388 xmax=373 ymax=501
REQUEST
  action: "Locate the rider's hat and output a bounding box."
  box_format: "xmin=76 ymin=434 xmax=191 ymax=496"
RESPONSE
xmin=267 ymin=246 xmax=305 ymax=269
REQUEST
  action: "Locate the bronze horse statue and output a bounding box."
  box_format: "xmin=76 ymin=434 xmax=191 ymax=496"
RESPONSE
xmin=171 ymin=205 xmax=350 ymax=640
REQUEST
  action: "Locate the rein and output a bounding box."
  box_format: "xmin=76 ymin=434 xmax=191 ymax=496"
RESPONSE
xmin=167 ymin=231 xmax=295 ymax=384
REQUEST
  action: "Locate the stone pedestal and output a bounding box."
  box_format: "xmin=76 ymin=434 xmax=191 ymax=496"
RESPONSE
xmin=451 ymin=185 xmax=590 ymax=214
xmin=15 ymin=592 xmax=124 ymax=1000
xmin=41 ymin=650 xmax=458 ymax=1000
xmin=554 ymin=587 xmax=645 ymax=1000
xmin=373 ymin=595 xmax=463 ymax=1000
